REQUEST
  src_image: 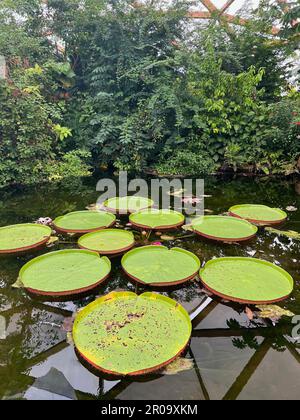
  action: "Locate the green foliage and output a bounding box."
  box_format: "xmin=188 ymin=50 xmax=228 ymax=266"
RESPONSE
xmin=279 ymin=0 xmax=300 ymax=49
xmin=47 ymin=150 xmax=92 ymax=181
xmin=155 ymin=150 xmax=217 ymax=177
xmin=0 ymin=0 xmax=299 ymax=187
xmin=0 ymin=62 xmax=89 ymax=188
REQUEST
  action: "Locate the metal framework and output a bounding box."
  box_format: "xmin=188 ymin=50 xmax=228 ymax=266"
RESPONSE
xmin=189 ymin=0 xmax=281 ymax=34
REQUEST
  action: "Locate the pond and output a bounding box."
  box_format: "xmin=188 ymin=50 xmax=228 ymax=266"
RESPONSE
xmin=0 ymin=176 xmax=299 ymax=400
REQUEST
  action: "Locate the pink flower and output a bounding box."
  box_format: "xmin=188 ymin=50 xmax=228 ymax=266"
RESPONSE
xmin=35 ymin=217 xmax=52 ymax=226
xmin=152 ymin=242 xmax=162 ymax=246
xmin=182 ymin=196 xmax=202 ymax=204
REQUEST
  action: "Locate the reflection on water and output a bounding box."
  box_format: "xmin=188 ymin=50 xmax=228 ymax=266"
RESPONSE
xmin=0 ymin=176 xmax=299 ymax=400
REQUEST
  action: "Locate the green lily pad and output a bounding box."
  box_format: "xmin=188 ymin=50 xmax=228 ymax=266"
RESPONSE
xmin=103 ymin=196 xmax=154 ymax=214
xmin=53 ymin=211 xmax=116 ymax=233
xmin=229 ymin=205 xmax=287 ymax=225
xmin=72 ymin=291 xmax=192 ymax=376
xmin=130 ymin=209 xmax=185 ymax=230
xmin=191 ymin=215 xmax=258 ymax=242
xmin=19 ymin=249 xmax=111 ymax=297
xmin=121 ymin=245 xmax=200 ymax=286
xmin=78 ymin=229 xmax=135 ymax=255
xmin=200 ymin=257 xmax=294 ymax=304
xmin=0 ymin=224 xmax=52 ymax=254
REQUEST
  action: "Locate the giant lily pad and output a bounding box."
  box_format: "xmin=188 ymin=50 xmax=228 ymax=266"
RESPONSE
xmin=129 ymin=209 xmax=185 ymax=230
xmin=103 ymin=196 xmax=154 ymax=214
xmin=229 ymin=205 xmax=287 ymax=225
xmin=53 ymin=211 xmax=116 ymax=234
xmin=190 ymin=215 xmax=258 ymax=242
xmin=0 ymin=224 xmax=52 ymax=254
xmin=78 ymin=229 xmax=135 ymax=256
xmin=19 ymin=249 xmax=111 ymax=297
xmin=72 ymin=291 xmax=192 ymax=376
xmin=200 ymin=257 xmax=294 ymax=304
xmin=121 ymin=246 xmax=200 ymax=286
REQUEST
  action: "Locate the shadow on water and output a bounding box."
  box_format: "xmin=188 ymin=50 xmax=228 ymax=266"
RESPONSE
xmin=0 ymin=175 xmax=299 ymax=400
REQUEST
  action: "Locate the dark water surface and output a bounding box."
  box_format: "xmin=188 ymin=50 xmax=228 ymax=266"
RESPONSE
xmin=0 ymin=176 xmax=299 ymax=400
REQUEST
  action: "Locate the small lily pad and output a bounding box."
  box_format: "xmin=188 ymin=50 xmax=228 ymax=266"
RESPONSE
xmin=78 ymin=229 xmax=135 ymax=255
xmin=122 ymin=245 xmax=200 ymax=286
xmin=72 ymin=291 xmax=192 ymax=376
xmin=0 ymin=224 xmax=52 ymax=254
xmin=190 ymin=215 xmax=258 ymax=242
xmin=229 ymin=204 xmax=287 ymax=225
xmin=129 ymin=209 xmax=185 ymax=230
xmin=53 ymin=211 xmax=116 ymax=234
xmin=103 ymin=196 xmax=154 ymax=214
xmin=19 ymin=249 xmax=111 ymax=297
xmin=200 ymin=257 xmax=294 ymax=304
xmin=160 ymin=235 xmax=176 ymax=241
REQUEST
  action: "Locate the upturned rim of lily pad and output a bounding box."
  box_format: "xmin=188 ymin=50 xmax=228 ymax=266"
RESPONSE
xmin=121 ymin=245 xmax=201 ymax=287
xmin=72 ymin=291 xmax=192 ymax=376
xmin=0 ymin=223 xmax=52 ymax=254
xmin=19 ymin=249 xmax=111 ymax=297
xmin=78 ymin=229 xmax=135 ymax=256
xmin=199 ymin=257 xmax=294 ymax=304
xmin=103 ymin=196 xmax=154 ymax=214
xmin=129 ymin=209 xmax=185 ymax=230
xmin=53 ymin=210 xmax=116 ymax=234
xmin=190 ymin=215 xmax=258 ymax=242
xmin=229 ymin=204 xmax=287 ymax=226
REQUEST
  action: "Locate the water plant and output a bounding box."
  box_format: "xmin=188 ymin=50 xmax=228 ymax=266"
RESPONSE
xmin=103 ymin=197 xmax=154 ymax=214
xmin=229 ymin=204 xmax=287 ymax=225
xmin=129 ymin=209 xmax=185 ymax=231
xmin=18 ymin=249 xmax=111 ymax=297
xmin=200 ymin=257 xmax=294 ymax=304
xmin=78 ymin=229 xmax=135 ymax=256
xmin=189 ymin=215 xmax=258 ymax=242
xmin=0 ymin=223 xmax=52 ymax=254
xmin=53 ymin=211 xmax=116 ymax=234
xmin=121 ymin=245 xmax=200 ymax=287
xmin=72 ymin=291 xmax=192 ymax=376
